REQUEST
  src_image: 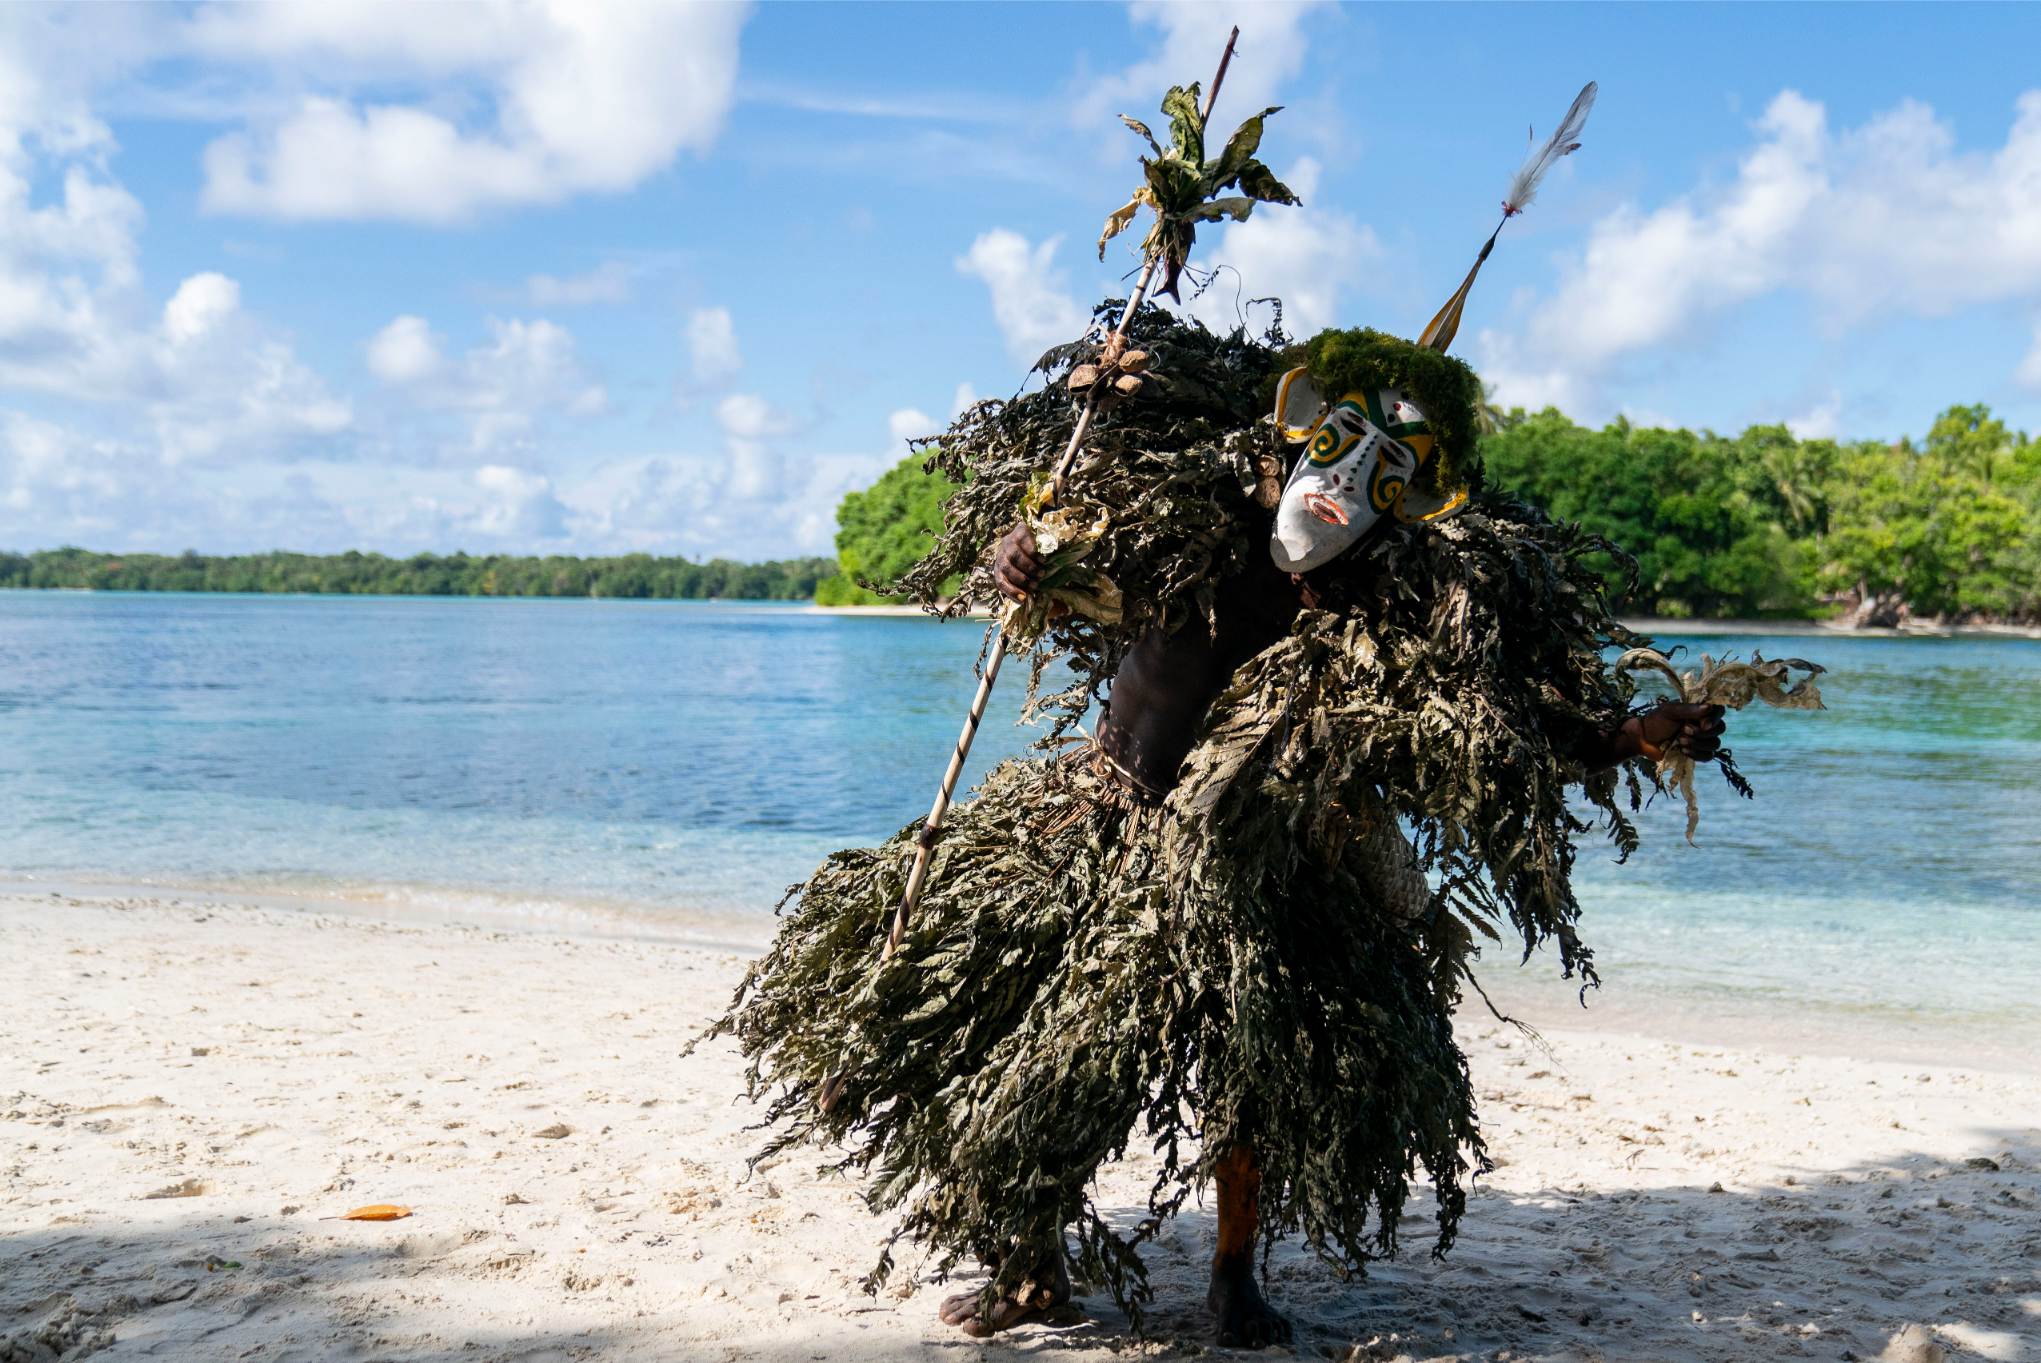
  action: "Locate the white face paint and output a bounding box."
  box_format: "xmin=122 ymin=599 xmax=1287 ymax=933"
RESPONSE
xmin=1269 ymin=382 xmax=1432 ymax=573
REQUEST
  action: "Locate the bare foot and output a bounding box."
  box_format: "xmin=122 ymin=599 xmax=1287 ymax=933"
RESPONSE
xmin=1207 ymin=1259 xmax=1291 ymax=1349
xmin=936 ymin=1255 xmax=1070 ymax=1338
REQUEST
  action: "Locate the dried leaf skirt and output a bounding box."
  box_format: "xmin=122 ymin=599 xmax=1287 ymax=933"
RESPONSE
xmin=707 ymin=745 xmax=1482 ymax=1316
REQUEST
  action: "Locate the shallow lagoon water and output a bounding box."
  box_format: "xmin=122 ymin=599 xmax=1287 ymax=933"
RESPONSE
xmin=3 ymin=591 xmax=2036 ymax=1039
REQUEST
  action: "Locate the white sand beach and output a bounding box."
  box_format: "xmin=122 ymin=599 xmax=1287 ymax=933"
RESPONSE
xmin=4 ymin=888 xmax=2037 ymax=1363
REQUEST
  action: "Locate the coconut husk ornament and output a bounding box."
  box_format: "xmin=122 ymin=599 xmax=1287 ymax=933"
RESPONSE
xmin=1065 ymin=338 xmax=1156 ymax=411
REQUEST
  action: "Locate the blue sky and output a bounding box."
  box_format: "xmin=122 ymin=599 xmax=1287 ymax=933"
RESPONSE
xmin=5 ymin=1 xmax=2041 ymax=560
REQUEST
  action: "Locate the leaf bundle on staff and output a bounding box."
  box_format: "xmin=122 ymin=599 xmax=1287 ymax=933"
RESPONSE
xmin=867 ymin=30 xmax=1262 ymax=964
xmin=1098 ymin=85 xmax=1300 ymax=301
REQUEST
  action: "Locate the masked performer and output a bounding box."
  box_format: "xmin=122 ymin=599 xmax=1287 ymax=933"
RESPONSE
xmin=702 ymin=88 xmax=1790 ymax=1350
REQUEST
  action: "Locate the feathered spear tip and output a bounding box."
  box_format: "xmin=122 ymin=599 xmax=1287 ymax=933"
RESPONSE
xmin=1420 ymin=79 xmax=1598 ymax=354
xmin=1502 ymin=81 xmax=1597 ymax=218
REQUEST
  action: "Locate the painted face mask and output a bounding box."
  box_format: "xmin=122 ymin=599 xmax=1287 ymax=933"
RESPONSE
xmin=1269 ymin=367 xmax=1447 ymax=573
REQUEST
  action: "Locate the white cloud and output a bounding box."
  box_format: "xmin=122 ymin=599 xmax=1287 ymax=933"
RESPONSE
xmin=192 ymin=1 xmax=750 ymax=223
xmin=570 ymin=443 xmax=893 ymax=561
xmin=1 ymin=403 xmax=354 ymax=551
xmin=182 ymin=3 xmax=516 ymax=71
xmin=716 ymin=391 xmax=796 ymax=499
xmin=956 ymin=229 xmax=1089 ymax=364
xmin=716 ymin=392 xmax=791 ymax=442
xmin=951 ymin=381 xmax=978 ymax=416
xmin=469 ymin=463 xmax=569 ymax=540
xmin=2019 ymin=324 xmax=2041 ymax=392
xmin=454 ymin=318 xmax=607 ymax=454
xmin=524 ymin=260 xmax=632 ymax=307
xmin=1787 ymin=390 xmax=1843 ymax=440
xmin=1176 ymin=157 xmax=1379 ymax=337
xmin=0 ymin=71 xmax=351 ymax=474
xmin=0 ymin=137 xmax=341 ymax=543
xmin=1 ymin=410 xmax=123 ymax=522
xmin=1071 ymin=1 xmax=1328 ymax=148
xmin=0 ymin=4 xmax=962 ymax=560
xmin=548 ymin=391 xmax=929 ymax=560
xmin=687 ymin=306 xmax=742 ymax=383
xmin=0 ymin=150 xmax=147 ymax=401
xmin=365 ymin=314 xmax=604 ymax=455
xmin=365 ymin=315 xmax=444 ymax=384
xmin=889 ymin=407 xmax=938 ymax=445
xmin=476 ymin=318 xmax=604 ymax=406
xmin=161 ymin=271 xmax=239 ymax=344
xmin=0 ymin=5 xmax=164 ymax=166
xmin=1479 ymin=89 xmax=2041 ymax=415
xmin=148 ymin=278 xmax=354 ymax=462
xmin=164 ymin=458 xmax=577 ymax=554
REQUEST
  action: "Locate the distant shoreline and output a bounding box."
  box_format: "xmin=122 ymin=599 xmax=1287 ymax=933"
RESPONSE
xmin=10 ymin=588 xmax=2035 ymax=638
xmin=808 ymin=603 xmax=2041 ymax=639
xmin=1623 ymin=615 xmax=2041 ymax=640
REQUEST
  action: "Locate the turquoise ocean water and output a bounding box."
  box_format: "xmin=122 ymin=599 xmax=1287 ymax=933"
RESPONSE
xmin=3 ymin=591 xmax=2037 ymax=1048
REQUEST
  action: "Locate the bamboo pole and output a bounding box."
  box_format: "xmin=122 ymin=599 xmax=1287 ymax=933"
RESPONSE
xmin=879 ymin=26 xmax=1240 ymax=962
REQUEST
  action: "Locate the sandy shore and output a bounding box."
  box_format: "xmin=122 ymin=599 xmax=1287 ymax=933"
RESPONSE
xmin=5 ymin=890 xmax=2037 ymax=1362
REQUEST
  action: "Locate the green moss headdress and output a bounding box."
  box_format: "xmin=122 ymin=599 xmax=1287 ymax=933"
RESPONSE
xmin=1295 ymin=327 xmax=1485 ymax=494
xmin=1276 ymin=82 xmax=1598 ymax=507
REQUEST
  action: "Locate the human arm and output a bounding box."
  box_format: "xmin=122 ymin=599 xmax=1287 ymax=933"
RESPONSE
xmin=1587 ymin=701 xmax=1727 ymax=770
xmin=992 ymin=523 xmax=1044 ymax=602
xmin=993 ymin=521 xmax=1306 ymax=801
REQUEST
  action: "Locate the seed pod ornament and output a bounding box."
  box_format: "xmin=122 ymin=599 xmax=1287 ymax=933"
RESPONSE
xmin=1064 ymin=339 xmax=1157 ymax=411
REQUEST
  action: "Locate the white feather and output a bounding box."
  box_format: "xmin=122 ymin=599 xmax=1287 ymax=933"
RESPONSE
xmin=1502 ymin=81 xmax=1597 ymax=216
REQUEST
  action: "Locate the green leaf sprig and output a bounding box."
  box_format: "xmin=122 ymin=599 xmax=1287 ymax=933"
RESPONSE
xmin=1098 ymin=84 xmax=1299 ymax=300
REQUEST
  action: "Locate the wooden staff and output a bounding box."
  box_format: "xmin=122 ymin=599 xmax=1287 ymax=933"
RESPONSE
xmin=880 ymin=26 xmax=1241 ymax=962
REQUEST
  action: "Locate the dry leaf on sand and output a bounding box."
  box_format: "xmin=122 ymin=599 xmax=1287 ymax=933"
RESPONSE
xmin=335 ymin=1204 xmax=412 ymax=1222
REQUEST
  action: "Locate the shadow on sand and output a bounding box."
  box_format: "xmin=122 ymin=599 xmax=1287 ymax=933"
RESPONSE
xmin=4 ymin=1136 xmax=2036 ymax=1362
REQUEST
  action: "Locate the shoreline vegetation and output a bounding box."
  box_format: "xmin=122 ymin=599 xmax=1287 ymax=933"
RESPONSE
xmin=803 ymin=602 xmax=2041 ymax=639
xmin=0 ymin=547 xmax=836 ymax=601
xmin=9 ymin=404 xmax=2037 ymax=628
xmin=821 ymin=401 xmax=2041 ymax=631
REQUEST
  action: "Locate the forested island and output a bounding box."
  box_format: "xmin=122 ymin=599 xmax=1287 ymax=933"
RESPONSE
xmin=822 ymin=402 xmax=2041 ymax=627
xmin=0 ymin=548 xmax=835 ymax=601
xmin=10 ymin=404 xmax=2034 ymax=622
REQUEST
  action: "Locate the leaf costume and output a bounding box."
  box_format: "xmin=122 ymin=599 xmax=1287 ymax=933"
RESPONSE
xmin=702 ymin=74 xmax=1821 ymax=1332
xmin=704 ymin=307 xmax=1664 ymax=1320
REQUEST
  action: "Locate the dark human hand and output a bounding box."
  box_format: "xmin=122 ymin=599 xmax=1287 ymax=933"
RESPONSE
xmin=1624 ymin=701 xmax=1728 ymax=763
xmin=993 ymin=524 xmax=1043 ymax=602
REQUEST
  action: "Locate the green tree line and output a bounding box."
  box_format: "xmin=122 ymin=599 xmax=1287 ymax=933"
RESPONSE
xmin=11 ymin=404 xmax=2033 ymax=619
xmin=824 ymin=403 xmax=2040 ymax=624
xmin=1483 ymin=402 xmax=2038 ymax=622
xmin=0 ymin=548 xmax=836 ymax=601
xmin=814 ymin=454 xmax=959 ymax=605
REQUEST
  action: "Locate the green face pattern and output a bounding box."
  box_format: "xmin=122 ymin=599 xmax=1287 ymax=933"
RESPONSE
xmin=1275 ymin=384 xmax=1450 ymax=572
xmin=1306 ymin=399 xmax=1369 ymax=466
